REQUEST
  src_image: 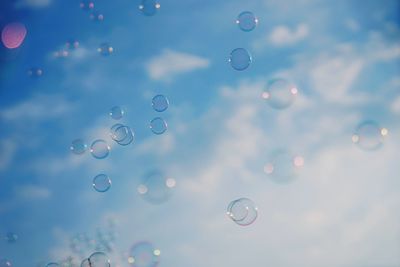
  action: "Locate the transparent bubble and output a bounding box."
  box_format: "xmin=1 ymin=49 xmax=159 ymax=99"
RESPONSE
xmin=27 ymin=67 xmax=43 ymax=78
xmin=1 ymin=22 xmax=27 ymax=49
xmin=138 ymin=171 xmax=176 ymax=204
xmin=109 ymin=106 xmax=124 ymax=120
xmin=264 ymin=150 xmax=304 ymax=184
xmin=262 ymin=79 xmax=298 ymax=109
xmin=129 ymin=242 xmax=160 ymax=267
xmin=150 ymin=117 xmax=167 ymax=135
xmin=5 ymin=232 xmax=18 ymax=243
xmin=90 ymin=139 xmax=110 ymax=159
xmin=152 ymin=95 xmax=169 ymax=112
xmin=352 ymin=120 xmax=387 ymax=151
xmin=80 ymin=258 xmax=90 ymax=267
xmin=0 ymin=259 xmax=12 ymax=267
xmin=93 ymin=174 xmax=112 ymax=193
xmin=80 ymin=0 xmax=95 ymax=11
xmin=229 ymin=48 xmax=252 ymax=71
xmin=110 ymin=124 xmax=134 ymax=146
xmin=88 ymin=251 xmax=111 ymax=267
xmin=45 ymin=263 xmax=59 ymax=267
xmin=97 ymin=43 xmax=113 ymax=56
xmin=53 ymin=49 xmax=69 ymax=58
xmin=70 ymin=139 xmax=88 ymax=155
xmin=236 ymin=11 xmax=258 ymax=32
xmin=90 ymin=11 xmax=104 ymax=22
xmin=138 ymin=0 xmax=161 ymax=16
xmin=226 ymin=198 xmax=258 ymax=226
xmin=66 ymin=39 xmax=80 ymax=50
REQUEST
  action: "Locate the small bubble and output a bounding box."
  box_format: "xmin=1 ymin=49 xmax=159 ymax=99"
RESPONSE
xmin=70 ymin=139 xmax=87 ymax=155
xmin=226 ymin=198 xmax=258 ymax=226
xmin=236 ymin=11 xmax=258 ymax=32
xmin=90 ymin=139 xmax=110 ymax=159
xmin=109 ymin=106 xmax=124 ymax=120
xmin=129 ymin=242 xmax=160 ymax=267
xmin=229 ymin=48 xmax=252 ymax=71
xmin=98 ymin=43 xmax=113 ymax=56
xmin=27 ymin=67 xmax=43 ymax=78
xmin=352 ymin=120 xmax=387 ymax=151
xmin=138 ymin=0 xmax=161 ymax=16
xmin=152 ymin=95 xmax=169 ymax=112
xmin=263 ymin=79 xmax=298 ymax=109
xmin=150 ymin=117 xmax=167 ymax=135
xmin=80 ymin=0 xmax=95 ymax=11
xmin=93 ymin=174 xmax=112 ymax=193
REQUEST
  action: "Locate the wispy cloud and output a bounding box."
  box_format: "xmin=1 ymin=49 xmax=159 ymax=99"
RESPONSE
xmin=16 ymin=185 xmax=51 ymax=200
xmin=268 ymin=24 xmax=309 ymax=46
xmin=146 ymin=49 xmax=210 ymax=82
xmin=15 ymin=0 xmax=51 ymax=9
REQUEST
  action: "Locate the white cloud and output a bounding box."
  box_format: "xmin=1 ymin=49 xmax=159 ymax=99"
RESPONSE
xmin=268 ymin=23 xmax=309 ymax=46
xmin=391 ymin=95 xmax=400 ymax=114
xmin=146 ymin=49 xmax=210 ymax=82
xmin=15 ymin=0 xmax=51 ymax=9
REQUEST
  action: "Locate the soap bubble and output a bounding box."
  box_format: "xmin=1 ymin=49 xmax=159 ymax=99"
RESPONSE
xmin=226 ymin=198 xmax=258 ymax=226
xmin=352 ymin=120 xmax=388 ymax=151
xmin=80 ymin=258 xmax=90 ymax=267
xmin=27 ymin=67 xmax=43 ymax=78
xmin=150 ymin=117 xmax=167 ymax=135
xmin=264 ymin=150 xmax=304 ymax=184
xmin=1 ymin=22 xmax=27 ymax=49
xmin=97 ymin=43 xmax=113 ymax=56
xmin=70 ymin=139 xmax=88 ymax=155
xmin=262 ymin=79 xmax=298 ymax=109
xmin=0 ymin=259 xmax=12 ymax=267
xmin=129 ymin=241 xmax=160 ymax=267
xmin=109 ymin=106 xmax=124 ymax=120
xmin=152 ymin=95 xmax=169 ymax=112
xmin=93 ymin=174 xmax=112 ymax=193
xmin=138 ymin=0 xmax=161 ymax=16
xmin=138 ymin=171 xmax=176 ymax=204
xmin=80 ymin=0 xmax=95 ymax=11
xmin=45 ymin=263 xmax=59 ymax=267
xmin=229 ymin=48 xmax=251 ymax=71
xmin=90 ymin=11 xmax=104 ymax=22
xmin=236 ymin=11 xmax=258 ymax=32
xmin=110 ymin=124 xmax=134 ymax=146
xmin=5 ymin=232 xmax=18 ymax=243
xmin=88 ymin=251 xmax=111 ymax=267
xmin=90 ymin=139 xmax=110 ymax=159
xmin=65 ymin=39 xmax=80 ymax=50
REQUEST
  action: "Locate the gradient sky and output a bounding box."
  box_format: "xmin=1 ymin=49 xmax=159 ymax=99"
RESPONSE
xmin=0 ymin=0 xmax=400 ymax=266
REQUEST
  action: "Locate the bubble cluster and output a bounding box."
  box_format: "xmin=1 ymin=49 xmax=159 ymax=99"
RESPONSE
xmin=352 ymin=120 xmax=388 ymax=151
xmin=128 ymin=242 xmax=160 ymax=267
xmin=97 ymin=43 xmax=113 ymax=56
xmin=229 ymin=48 xmax=252 ymax=71
xmin=149 ymin=117 xmax=167 ymax=135
xmin=262 ymin=79 xmax=298 ymax=109
xmin=109 ymin=106 xmax=124 ymax=120
xmin=138 ymin=171 xmax=176 ymax=204
xmin=1 ymin=22 xmax=27 ymax=49
xmin=110 ymin=123 xmax=134 ymax=146
xmin=27 ymin=67 xmax=43 ymax=78
xmin=138 ymin=0 xmax=161 ymax=16
xmin=264 ymin=150 xmax=304 ymax=184
xmin=93 ymin=174 xmax=112 ymax=193
xmin=90 ymin=139 xmax=110 ymax=159
xmin=227 ymin=198 xmax=258 ymax=226
xmin=5 ymin=232 xmax=18 ymax=243
xmin=70 ymin=139 xmax=88 ymax=155
xmin=236 ymin=11 xmax=258 ymax=32
xmin=152 ymin=95 xmax=169 ymax=112
xmin=0 ymin=259 xmax=12 ymax=267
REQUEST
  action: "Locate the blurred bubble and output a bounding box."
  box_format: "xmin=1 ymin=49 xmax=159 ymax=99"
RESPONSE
xmin=152 ymin=95 xmax=169 ymax=112
xmin=90 ymin=139 xmax=110 ymax=159
xmin=150 ymin=117 xmax=167 ymax=135
xmin=45 ymin=263 xmax=59 ymax=267
xmin=0 ymin=259 xmax=12 ymax=267
xmin=80 ymin=0 xmax=95 ymax=11
xmin=229 ymin=48 xmax=251 ymax=71
xmin=129 ymin=241 xmax=160 ymax=267
xmin=262 ymin=79 xmax=298 ymax=109
xmin=352 ymin=120 xmax=387 ymax=151
xmin=90 ymin=11 xmax=105 ymax=22
xmin=70 ymin=139 xmax=88 ymax=155
xmin=5 ymin=232 xmax=18 ymax=243
xmin=109 ymin=106 xmax=124 ymax=120
xmin=80 ymin=258 xmax=90 ymax=267
xmin=93 ymin=174 xmax=112 ymax=193
xmin=53 ymin=49 xmax=69 ymax=58
xmin=27 ymin=67 xmax=43 ymax=78
xmin=65 ymin=39 xmax=80 ymax=50
xmin=88 ymin=251 xmax=111 ymax=267
xmin=226 ymin=198 xmax=258 ymax=226
xmin=110 ymin=124 xmax=134 ymax=146
xmin=1 ymin=22 xmax=27 ymax=49
xmin=138 ymin=0 xmax=161 ymax=16
xmin=236 ymin=11 xmax=258 ymax=32
xmin=97 ymin=43 xmax=113 ymax=56
xmin=264 ymin=150 xmax=303 ymax=184
xmin=138 ymin=171 xmax=176 ymax=204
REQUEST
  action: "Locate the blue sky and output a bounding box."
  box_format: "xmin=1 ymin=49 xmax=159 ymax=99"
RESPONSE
xmin=0 ymin=0 xmax=400 ymax=266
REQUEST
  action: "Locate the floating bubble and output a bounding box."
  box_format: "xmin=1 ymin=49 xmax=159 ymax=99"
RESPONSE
xmin=90 ymin=11 xmax=104 ymax=22
xmin=88 ymin=251 xmax=111 ymax=267
xmin=236 ymin=11 xmax=258 ymax=32
xmin=1 ymin=22 xmax=27 ymax=49
xmin=80 ymin=258 xmax=90 ymax=267
xmin=0 ymin=259 xmax=12 ymax=267
xmin=229 ymin=48 xmax=251 ymax=71
xmin=138 ymin=171 xmax=176 ymax=204
xmin=53 ymin=49 xmax=69 ymax=58
xmin=80 ymin=0 xmax=95 ymax=11
xmin=264 ymin=150 xmax=304 ymax=184
xmin=27 ymin=67 xmax=43 ymax=78
xmin=152 ymin=95 xmax=169 ymax=112
xmin=66 ymin=39 xmax=80 ymax=50
xmin=5 ymin=232 xmax=18 ymax=243
xmin=262 ymin=79 xmax=298 ymax=109
xmin=226 ymin=198 xmax=258 ymax=226
xmin=45 ymin=263 xmax=59 ymax=267
xmin=352 ymin=120 xmax=387 ymax=151
xmin=97 ymin=43 xmax=113 ymax=56
xmin=93 ymin=174 xmax=112 ymax=193
xmin=110 ymin=124 xmax=134 ymax=146
xmin=138 ymin=0 xmax=161 ymax=16
xmin=129 ymin=241 xmax=160 ymax=267
xmin=70 ymin=139 xmax=88 ymax=155
xmin=109 ymin=106 xmax=124 ymax=120
xmin=150 ymin=117 xmax=167 ymax=135
xmin=90 ymin=139 xmax=110 ymax=159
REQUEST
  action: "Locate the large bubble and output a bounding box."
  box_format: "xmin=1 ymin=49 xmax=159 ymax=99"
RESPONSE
xmin=90 ymin=139 xmax=110 ymax=159
xmin=229 ymin=48 xmax=252 ymax=71
xmin=226 ymin=198 xmax=258 ymax=226
xmin=138 ymin=171 xmax=176 ymax=204
xmin=128 ymin=241 xmax=160 ymax=267
xmin=262 ymin=79 xmax=298 ymax=109
xmin=264 ymin=150 xmax=304 ymax=184
xmin=352 ymin=120 xmax=388 ymax=151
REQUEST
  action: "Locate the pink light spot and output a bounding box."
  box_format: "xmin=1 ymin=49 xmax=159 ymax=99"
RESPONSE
xmin=1 ymin=23 xmax=27 ymax=49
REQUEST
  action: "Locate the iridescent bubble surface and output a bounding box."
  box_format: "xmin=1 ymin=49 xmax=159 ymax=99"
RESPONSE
xmin=90 ymin=139 xmax=110 ymax=159
xmin=138 ymin=171 xmax=176 ymax=204
xmin=70 ymin=139 xmax=88 ymax=155
xmin=236 ymin=11 xmax=258 ymax=32
xmin=226 ymin=198 xmax=258 ymax=226
xmin=262 ymin=79 xmax=298 ymax=109
xmin=152 ymin=95 xmax=169 ymax=112
xmin=138 ymin=0 xmax=161 ymax=16
xmin=150 ymin=117 xmax=167 ymax=135
xmin=1 ymin=23 xmax=27 ymax=49
xmin=129 ymin=241 xmax=160 ymax=267
xmin=229 ymin=48 xmax=252 ymax=71
xmin=352 ymin=120 xmax=387 ymax=151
